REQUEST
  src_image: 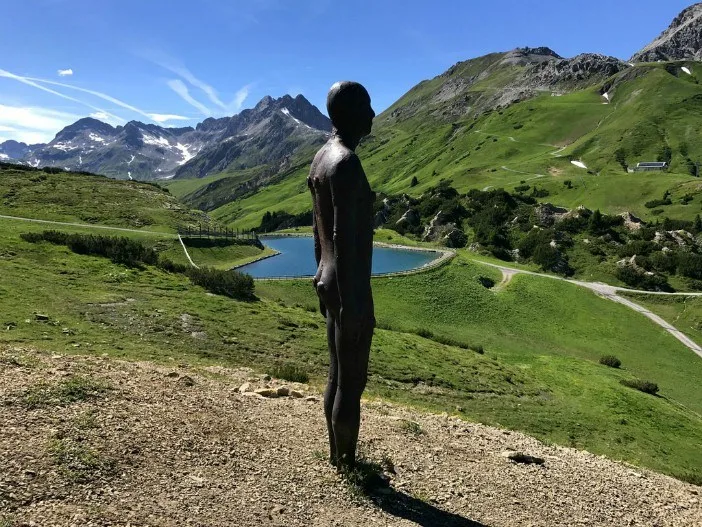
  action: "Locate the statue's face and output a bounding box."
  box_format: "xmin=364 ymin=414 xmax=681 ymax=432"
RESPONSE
xmin=359 ymin=90 xmax=375 ymax=137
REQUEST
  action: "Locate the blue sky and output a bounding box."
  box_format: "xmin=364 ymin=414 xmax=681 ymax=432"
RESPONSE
xmin=0 ymin=0 xmax=694 ymax=144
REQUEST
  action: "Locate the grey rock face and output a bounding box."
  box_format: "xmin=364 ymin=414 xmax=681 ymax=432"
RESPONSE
xmin=632 ymin=3 xmax=702 ymax=62
xmin=0 ymin=140 xmax=43 ymax=161
xmin=526 ymin=54 xmax=629 ymax=87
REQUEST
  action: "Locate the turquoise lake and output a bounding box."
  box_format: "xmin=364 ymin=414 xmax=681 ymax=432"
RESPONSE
xmin=236 ymin=236 xmax=440 ymax=278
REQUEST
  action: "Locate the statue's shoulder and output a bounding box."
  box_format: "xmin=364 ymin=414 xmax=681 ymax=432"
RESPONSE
xmin=311 ymin=141 xmax=361 ymax=184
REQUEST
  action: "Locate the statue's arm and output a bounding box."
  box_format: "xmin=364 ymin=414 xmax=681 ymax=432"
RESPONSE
xmin=330 ymin=156 xmax=361 ymax=320
xmin=308 ymin=177 xmax=322 ymax=267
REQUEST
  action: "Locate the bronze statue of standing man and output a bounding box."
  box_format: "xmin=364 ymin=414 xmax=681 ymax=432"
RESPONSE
xmin=308 ymin=81 xmax=376 ymax=471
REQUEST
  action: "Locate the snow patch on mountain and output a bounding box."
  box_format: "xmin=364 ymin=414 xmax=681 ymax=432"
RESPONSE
xmin=52 ymin=143 xmax=76 ymax=152
xmin=0 ymin=153 xmax=8 ymax=160
xmin=142 ymin=134 xmax=170 ymax=147
xmin=175 ymin=143 xmax=195 ymax=165
xmin=280 ymin=107 xmax=301 ymax=125
xmin=88 ymin=133 xmax=107 ymax=144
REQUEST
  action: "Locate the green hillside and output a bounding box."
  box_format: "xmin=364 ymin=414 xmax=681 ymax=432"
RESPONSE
xmin=182 ymin=60 xmax=702 ymax=230
xmin=2 ymin=212 xmax=701 ymax=480
xmin=0 ymin=164 xmax=207 ymax=232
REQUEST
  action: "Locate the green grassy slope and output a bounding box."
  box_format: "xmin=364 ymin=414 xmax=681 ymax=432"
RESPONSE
xmin=1 ymin=216 xmax=701 ymax=479
xmin=200 ymin=61 xmax=702 ymax=230
xmin=620 ymin=293 xmax=702 ymax=346
xmin=0 ymin=165 xmax=206 ymax=232
xmin=259 ymin=253 xmax=702 ymax=479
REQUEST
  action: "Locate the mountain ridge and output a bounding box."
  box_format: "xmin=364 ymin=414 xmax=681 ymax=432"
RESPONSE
xmin=0 ymin=94 xmax=331 ymax=181
xmin=631 ymin=2 xmax=702 ymax=62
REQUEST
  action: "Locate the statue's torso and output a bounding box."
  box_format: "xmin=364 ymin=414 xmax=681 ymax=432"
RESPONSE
xmin=308 ymin=140 xmax=375 ymax=316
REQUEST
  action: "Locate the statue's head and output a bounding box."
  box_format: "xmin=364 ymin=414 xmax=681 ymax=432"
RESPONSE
xmin=327 ymin=81 xmax=375 ymax=139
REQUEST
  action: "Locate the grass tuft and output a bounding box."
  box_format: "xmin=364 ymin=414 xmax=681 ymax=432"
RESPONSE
xmin=267 ymin=362 xmax=310 ymax=383
xmin=22 ymin=376 xmax=110 ymax=409
xmin=49 ymin=438 xmax=117 ymax=483
xmin=399 ymin=419 xmax=424 ymax=436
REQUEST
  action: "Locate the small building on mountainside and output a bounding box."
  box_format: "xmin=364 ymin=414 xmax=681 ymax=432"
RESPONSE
xmin=629 ymin=162 xmax=668 ymax=173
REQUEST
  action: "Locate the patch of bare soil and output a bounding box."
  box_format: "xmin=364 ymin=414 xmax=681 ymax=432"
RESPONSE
xmin=1 ymin=346 xmax=700 ymax=527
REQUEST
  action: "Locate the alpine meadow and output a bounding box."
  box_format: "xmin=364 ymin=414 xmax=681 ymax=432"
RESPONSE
xmin=1 ymin=2 xmax=702 ymax=526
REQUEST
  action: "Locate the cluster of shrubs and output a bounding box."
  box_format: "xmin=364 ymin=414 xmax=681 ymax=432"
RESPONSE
xmin=22 ymin=230 xmax=255 ymax=300
xmin=21 ymin=230 xmax=158 ymax=267
xmin=599 ymin=355 xmax=621 ymax=368
xmin=620 ymin=379 xmax=659 ymax=395
xmin=258 ymin=210 xmax=313 ymax=233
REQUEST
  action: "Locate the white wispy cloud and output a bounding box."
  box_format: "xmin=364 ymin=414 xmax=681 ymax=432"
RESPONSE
xmin=141 ymin=50 xmax=250 ymax=115
xmin=0 ymin=69 xmax=124 ymax=124
xmin=57 ymin=68 xmax=73 ymax=76
xmin=230 ymin=84 xmax=251 ymax=112
xmin=167 ymin=64 xmax=226 ymax=110
xmin=27 ymin=76 xmax=154 ymax=120
xmin=1 ymin=69 xmax=194 ymax=127
xmin=148 ymin=113 xmax=192 ymax=123
xmin=167 ymin=79 xmax=211 ymax=116
xmin=89 ymin=111 xmax=124 ymax=127
xmin=0 ymin=104 xmax=80 ymax=144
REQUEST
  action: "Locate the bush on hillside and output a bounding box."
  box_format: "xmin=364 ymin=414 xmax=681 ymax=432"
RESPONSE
xmin=599 ymin=355 xmax=621 ymax=368
xmin=620 ymin=379 xmax=659 ymax=395
xmin=645 ymin=198 xmax=672 ymax=209
xmin=676 ymin=252 xmax=702 ymax=280
xmin=186 ymin=267 xmax=255 ymax=301
xmin=614 ymin=266 xmax=671 ymax=291
xmin=268 ymin=363 xmax=309 ymax=383
xmin=21 ymin=230 xmax=158 ymax=267
xmin=259 ymin=210 xmax=312 ymax=233
xmin=21 ymin=231 xmax=256 ymax=300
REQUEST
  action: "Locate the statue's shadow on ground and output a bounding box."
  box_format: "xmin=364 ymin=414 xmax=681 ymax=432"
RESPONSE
xmin=351 ymin=461 xmax=489 ymax=527
xmin=366 ymin=486 xmax=489 ymax=527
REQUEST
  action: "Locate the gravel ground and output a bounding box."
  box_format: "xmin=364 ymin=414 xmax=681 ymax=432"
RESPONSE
xmin=1 ymin=346 xmax=700 ymax=527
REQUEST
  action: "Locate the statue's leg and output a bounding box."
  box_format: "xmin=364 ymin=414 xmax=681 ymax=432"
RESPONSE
xmin=324 ymin=311 xmax=338 ymax=466
xmin=332 ymin=319 xmax=372 ymax=470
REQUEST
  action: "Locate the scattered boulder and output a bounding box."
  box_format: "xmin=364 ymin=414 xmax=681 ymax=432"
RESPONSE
xmin=276 ymin=386 xmax=290 ymax=397
xmin=620 ymin=212 xmax=643 ymax=231
xmin=422 ymin=211 xmax=446 ymax=242
xmin=178 ymin=375 xmax=196 ymax=387
xmin=501 ymin=451 xmax=545 ymax=465
xmin=290 ymin=390 xmax=303 ymax=398
xmin=535 ymin=203 xmax=569 ymax=227
xmin=34 ymin=313 xmax=50 ymax=322
xmin=238 ymin=382 xmax=251 ymax=393
xmin=395 ymin=209 xmax=420 ymax=228
xmin=254 ymin=388 xmax=278 ymax=398
xmin=442 ymin=227 xmax=468 ymax=248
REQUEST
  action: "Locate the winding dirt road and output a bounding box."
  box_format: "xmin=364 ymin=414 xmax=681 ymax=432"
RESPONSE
xmin=475 ymin=259 xmax=702 ymax=359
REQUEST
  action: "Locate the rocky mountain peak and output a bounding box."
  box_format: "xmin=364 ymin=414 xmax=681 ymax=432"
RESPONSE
xmin=500 ymin=47 xmax=562 ymax=66
xmin=54 ymin=117 xmax=116 ymax=143
xmin=631 ymin=3 xmax=702 ymax=62
xmin=254 ymin=95 xmax=275 ymax=111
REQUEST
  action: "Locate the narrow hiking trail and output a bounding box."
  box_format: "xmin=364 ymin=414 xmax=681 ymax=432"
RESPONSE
xmin=0 ymin=214 xmax=177 ymax=237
